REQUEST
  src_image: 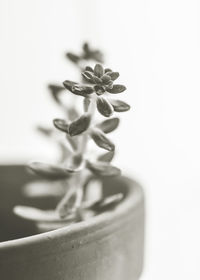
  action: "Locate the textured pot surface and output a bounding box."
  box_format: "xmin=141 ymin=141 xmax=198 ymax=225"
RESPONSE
xmin=0 ymin=165 xmax=144 ymax=280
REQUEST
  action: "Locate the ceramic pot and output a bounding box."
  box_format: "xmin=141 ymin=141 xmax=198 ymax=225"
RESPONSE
xmin=0 ymin=165 xmax=145 ymax=280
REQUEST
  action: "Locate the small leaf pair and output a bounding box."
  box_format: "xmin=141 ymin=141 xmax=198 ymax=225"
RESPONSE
xmin=54 ymin=113 xmax=91 ymax=137
xmin=88 ymin=118 xmax=119 ymax=152
xmin=82 ymin=43 xmax=104 ymax=63
xmin=66 ymin=42 xmax=104 ymax=65
xmin=96 ymin=97 xmax=130 ymax=117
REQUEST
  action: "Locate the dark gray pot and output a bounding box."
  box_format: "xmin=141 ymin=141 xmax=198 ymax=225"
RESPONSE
xmin=0 ymin=165 xmax=144 ymax=280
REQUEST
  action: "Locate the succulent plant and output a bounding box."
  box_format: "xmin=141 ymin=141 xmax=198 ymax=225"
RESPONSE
xmin=14 ymin=43 xmax=130 ymax=231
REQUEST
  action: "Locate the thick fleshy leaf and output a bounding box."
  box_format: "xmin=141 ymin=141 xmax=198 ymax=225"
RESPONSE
xmin=97 ymin=151 xmax=115 ymax=162
xmin=53 ymin=119 xmax=69 ymax=133
xmin=83 ymin=71 xmax=94 ymax=79
xmin=85 ymin=66 xmax=94 ymax=72
xmin=105 ymin=68 xmax=112 ymax=73
xmin=82 ymin=42 xmax=90 ymax=53
xmin=69 ymin=114 xmax=91 ymax=136
xmin=88 ymin=193 xmax=123 ymax=212
xmin=96 ymin=117 xmax=120 ymax=134
xmin=91 ymin=51 xmax=104 ymax=63
xmin=36 ymin=126 xmax=52 ymax=137
xmin=93 ymin=76 xmax=102 ymax=84
xmin=14 ymin=206 xmax=74 ymax=222
xmin=96 ymin=97 xmax=114 ymax=117
xmin=28 ymin=162 xmax=74 ymax=180
xmin=82 ymin=43 xmax=104 ymax=63
xmin=106 ymin=72 xmax=119 ymax=81
xmin=66 ymin=52 xmax=80 ymax=63
xmin=48 ymin=84 xmax=64 ymax=104
xmin=94 ymin=64 xmax=104 ymax=77
xmin=63 ymin=80 xmax=94 ymax=97
xmin=106 ymin=84 xmax=126 ymax=94
xmin=63 ymin=80 xmax=77 ymax=91
xmin=109 ymin=99 xmax=130 ymax=112
xmin=90 ymin=129 xmax=115 ymax=151
xmin=101 ymin=74 xmax=111 ymax=84
xmin=72 ymin=85 xmax=94 ymax=96
xmin=82 ymin=71 xmax=94 ymax=83
xmin=94 ymin=85 xmax=106 ymax=95
xmin=83 ymin=97 xmax=91 ymax=112
xmin=106 ymin=80 xmax=114 ymax=89
xmin=86 ymin=161 xmax=121 ymax=177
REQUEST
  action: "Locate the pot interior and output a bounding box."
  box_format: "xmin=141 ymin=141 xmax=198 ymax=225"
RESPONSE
xmin=0 ymin=165 xmax=128 ymax=242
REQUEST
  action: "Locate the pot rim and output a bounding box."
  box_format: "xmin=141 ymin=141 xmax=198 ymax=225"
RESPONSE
xmin=0 ymin=173 xmax=143 ymax=250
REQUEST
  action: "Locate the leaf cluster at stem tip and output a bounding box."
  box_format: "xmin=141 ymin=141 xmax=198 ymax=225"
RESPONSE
xmin=14 ymin=43 xmax=131 ymax=227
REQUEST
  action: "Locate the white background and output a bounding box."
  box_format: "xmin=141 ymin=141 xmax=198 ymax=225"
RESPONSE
xmin=0 ymin=0 xmax=200 ymax=279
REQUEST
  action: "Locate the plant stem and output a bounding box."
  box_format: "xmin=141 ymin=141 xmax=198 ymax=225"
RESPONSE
xmin=79 ymin=95 xmax=96 ymax=154
xmin=56 ymin=94 xmax=97 ymax=219
xmin=74 ymin=95 xmax=96 ymax=211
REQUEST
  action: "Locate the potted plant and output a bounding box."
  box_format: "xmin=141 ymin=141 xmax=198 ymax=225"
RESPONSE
xmin=0 ymin=43 xmax=145 ymax=280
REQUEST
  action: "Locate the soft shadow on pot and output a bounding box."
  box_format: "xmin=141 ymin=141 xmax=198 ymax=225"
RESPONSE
xmin=0 ymin=165 xmax=145 ymax=280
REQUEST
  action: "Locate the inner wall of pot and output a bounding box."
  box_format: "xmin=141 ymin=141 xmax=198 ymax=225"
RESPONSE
xmin=0 ymin=165 xmax=129 ymax=242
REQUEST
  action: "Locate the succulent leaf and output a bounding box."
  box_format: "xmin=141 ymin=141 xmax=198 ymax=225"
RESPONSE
xmin=97 ymin=151 xmax=115 ymax=162
xmin=86 ymin=161 xmax=121 ymax=177
xmin=90 ymin=129 xmax=115 ymax=151
xmin=96 ymin=117 xmax=120 ymax=134
xmin=48 ymin=84 xmax=64 ymax=104
xmin=93 ymin=76 xmax=102 ymax=84
xmin=109 ymin=99 xmax=131 ymax=112
xmin=96 ymin=97 xmax=114 ymax=117
xmin=36 ymin=126 xmax=52 ymax=136
xmin=85 ymin=66 xmax=94 ymax=72
xmin=101 ymin=74 xmax=112 ymax=83
xmin=63 ymin=80 xmax=93 ymax=97
xmin=94 ymin=64 xmax=104 ymax=78
xmin=106 ymin=84 xmax=126 ymax=94
xmin=88 ymin=193 xmax=123 ymax=212
xmin=106 ymin=72 xmax=119 ymax=81
xmin=82 ymin=71 xmax=94 ymax=83
xmin=69 ymin=114 xmax=91 ymax=136
xmin=94 ymin=85 xmax=106 ymax=95
xmin=28 ymin=162 xmax=74 ymax=180
xmin=105 ymin=68 xmax=112 ymax=73
xmin=53 ymin=119 xmax=69 ymax=133
xmin=66 ymin=52 xmax=80 ymax=63
xmin=13 ymin=206 xmax=73 ymax=222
